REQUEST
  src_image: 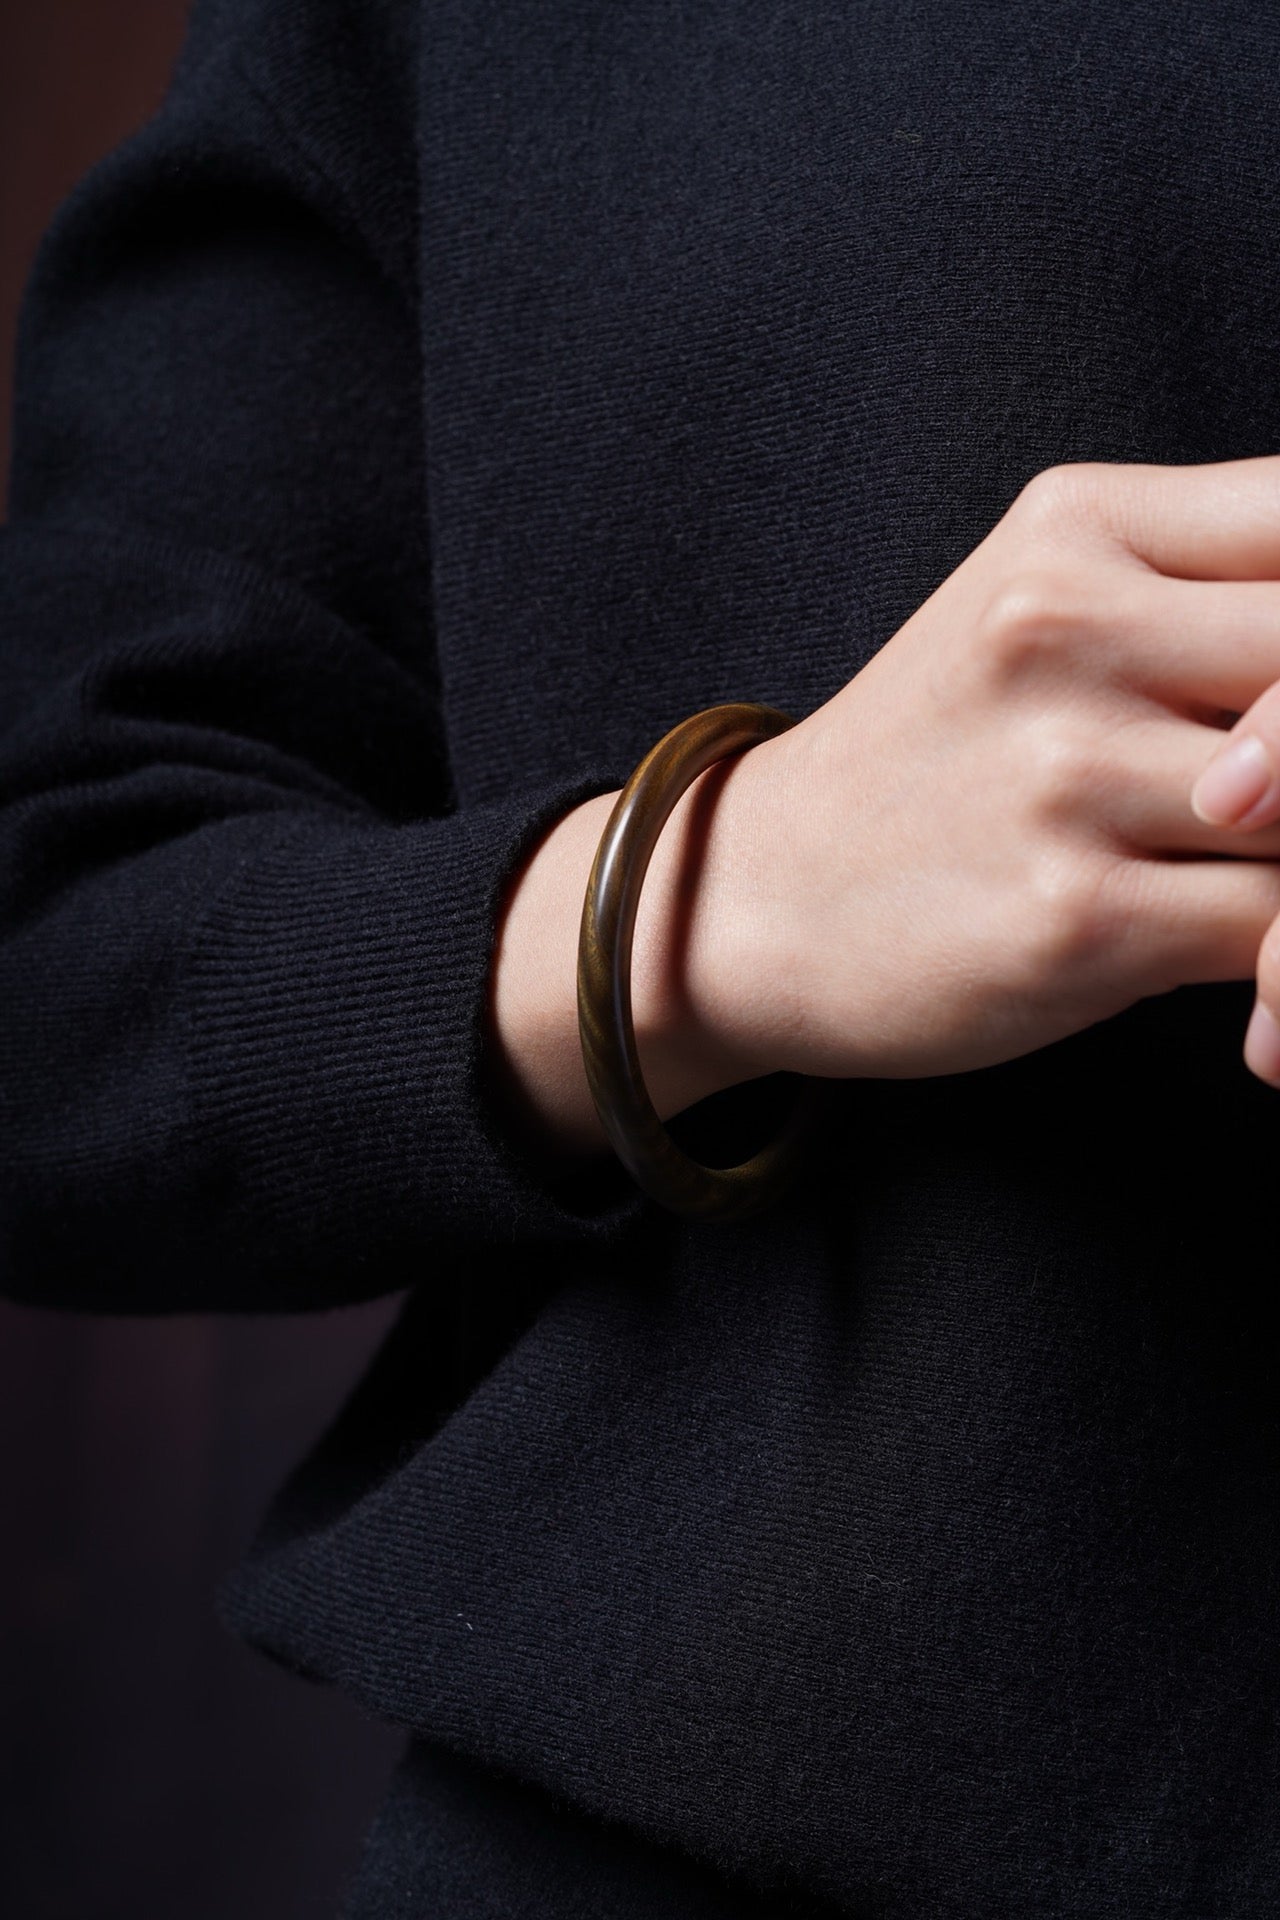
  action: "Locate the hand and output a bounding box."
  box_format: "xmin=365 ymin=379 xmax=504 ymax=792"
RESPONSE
xmin=491 ymin=453 xmax=1280 ymax=1166
xmin=678 ymin=455 xmax=1280 ymax=1091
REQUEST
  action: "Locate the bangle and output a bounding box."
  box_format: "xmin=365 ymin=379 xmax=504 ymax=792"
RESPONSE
xmin=577 ymin=702 xmax=821 ymax=1222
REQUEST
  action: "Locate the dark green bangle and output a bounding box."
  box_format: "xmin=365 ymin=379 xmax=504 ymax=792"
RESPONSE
xmin=577 ymin=702 xmax=821 ymax=1222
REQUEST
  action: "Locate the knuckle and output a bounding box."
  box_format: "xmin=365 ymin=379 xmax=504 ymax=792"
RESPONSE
xmin=1012 ymin=461 xmax=1108 ymax=533
xmin=1027 ymin=848 xmax=1120 ymax=977
xmin=1012 ymin=464 xmax=1070 ymax=525
xmin=1023 ymin=713 xmax=1101 ymax=825
xmin=978 ymin=567 xmax=1080 ymax=681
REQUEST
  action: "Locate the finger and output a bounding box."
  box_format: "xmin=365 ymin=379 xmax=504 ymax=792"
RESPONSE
xmin=1130 ymin=852 xmax=1280 ymax=990
xmin=1082 ymin=709 xmax=1280 ymax=858
xmin=1190 ymin=691 xmax=1280 ymax=833
xmin=1072 ymin=451 xmax=1280 ymax=581
xmin=1243 ymin=993 xmax=1280 ymax=1086
xmin=1095 ymin=568 xmax=1280 ymax=718
xmin=1247 ymin=916 xmax=1280 ymax=1086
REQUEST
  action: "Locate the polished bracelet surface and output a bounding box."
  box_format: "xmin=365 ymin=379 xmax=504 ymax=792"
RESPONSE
xmin=577 ymin=702 xmax=820 ymax=1222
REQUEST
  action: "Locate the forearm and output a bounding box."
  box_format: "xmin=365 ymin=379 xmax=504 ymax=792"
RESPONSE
xmin=0 ymin=0 xmax=663 ymax=1308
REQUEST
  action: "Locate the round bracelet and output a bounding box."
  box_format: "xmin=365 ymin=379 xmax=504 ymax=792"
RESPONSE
xmin=577 ymin=702 xmax=821 ymax=1222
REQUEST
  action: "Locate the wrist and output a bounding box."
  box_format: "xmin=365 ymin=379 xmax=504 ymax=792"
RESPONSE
xmin=628 ymin=734 xmax=789 ymax=1115
xmin=489 ymin=732 xmax=789 ymax=1168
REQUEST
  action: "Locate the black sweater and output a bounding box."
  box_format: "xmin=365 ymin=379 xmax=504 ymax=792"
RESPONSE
xmin=5 ymin=2 xmax=1280 ymax=1913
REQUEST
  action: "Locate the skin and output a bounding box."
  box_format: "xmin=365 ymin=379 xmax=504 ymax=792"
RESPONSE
xmin=490 ymin=453 xmax=1280 ymax=1164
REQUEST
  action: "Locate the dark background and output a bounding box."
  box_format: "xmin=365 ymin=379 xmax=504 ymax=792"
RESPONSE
xmin=0 ymin=5 xmax=408 ymax=1914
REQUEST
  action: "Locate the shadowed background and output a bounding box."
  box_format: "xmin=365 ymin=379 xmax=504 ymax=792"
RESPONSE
xmin=0 ymin=5 xmax=407 ymax=1913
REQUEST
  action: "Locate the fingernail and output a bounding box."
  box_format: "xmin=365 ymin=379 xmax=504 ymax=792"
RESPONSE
xmin=1245 ymin=998 xmax=1280 ymax=1085
xmin=1191 ymin=732 xmax=1276 ymax=826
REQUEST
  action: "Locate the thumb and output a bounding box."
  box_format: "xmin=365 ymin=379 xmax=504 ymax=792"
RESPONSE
xmin=1191 ymin=698 xmax=1280 ymax=830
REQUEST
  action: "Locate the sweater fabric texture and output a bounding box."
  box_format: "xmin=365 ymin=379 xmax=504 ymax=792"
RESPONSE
xmin=4 ymin=2 xmax=1280 ymax=1913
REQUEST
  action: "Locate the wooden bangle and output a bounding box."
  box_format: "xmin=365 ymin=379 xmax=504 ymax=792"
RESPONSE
xmin=577 ymin=702 xmax=821 ymax=1222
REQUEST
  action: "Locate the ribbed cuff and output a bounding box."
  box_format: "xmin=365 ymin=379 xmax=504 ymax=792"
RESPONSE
xmin=180 ymin=775 xmax=648 ymax=1305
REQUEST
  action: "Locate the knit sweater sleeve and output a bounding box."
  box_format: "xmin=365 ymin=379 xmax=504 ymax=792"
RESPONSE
xmin=0 ymin=0 xmax=647 ymax=1314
